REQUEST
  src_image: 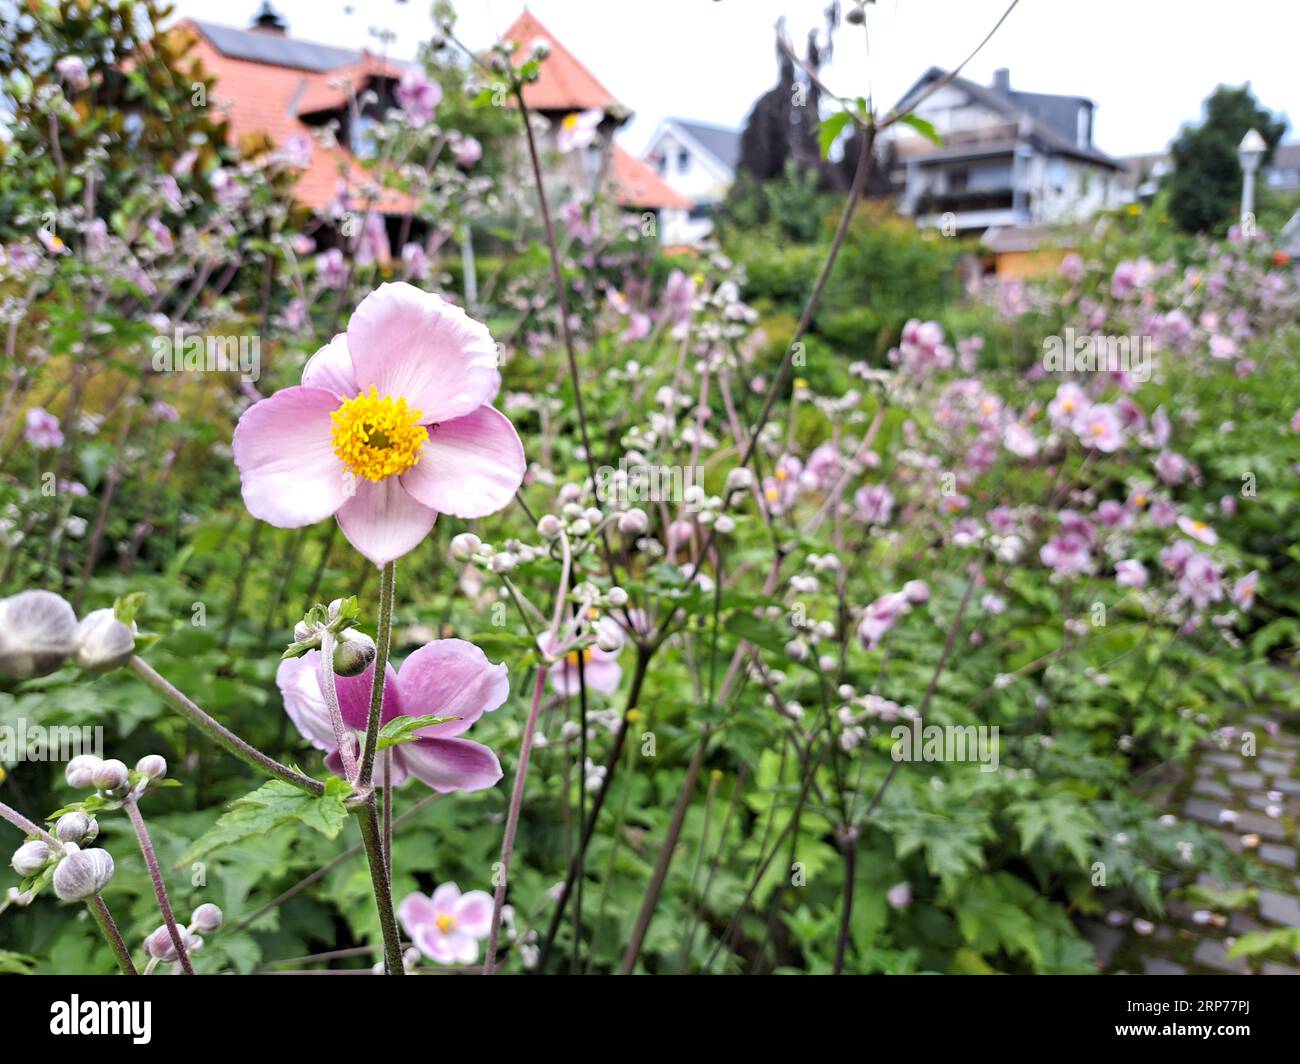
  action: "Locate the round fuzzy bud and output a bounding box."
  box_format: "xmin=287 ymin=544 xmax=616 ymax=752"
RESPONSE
xmin=11 ymin=839 xmax=53 ymax=877
xmin=450 ymin=533 xmax=482 ymax=561
xmin=91 ymin=758 xmax=129 ymax=794
xmin=65 ymin=754 xmax=103 ymax=789
xmin=618 ymin=508 xmax=648 ymax=535
xmin=785 ymin=638 xmax=809 ymax=662
xmin=332 ymin=629 xmax=376 ymax=677
xmin=73 ymin=608 xmax=135 ymax=672
xmin=191 ymin=903 xmax=223 ymax=933
xmin=144 ymin=924 xmax=178 ymax=961
xmin=537 ymin=514 xmax=562 ymax=538
xmin=0 ymin=589 xmax=78 ymax=679
xmin=52 ymin=847 xmax=114 ymax=901
xmin=607 ymin=587 xmax=628 ymax=608
xmin=489 ymin=552 xmax=516 ymax=574
xmin=725 ymin=467 xmax=754 ymax=493
xmin=595 ymin=627 xmax=622 ymax=653
xmin=293 ymin=618 xmax=317 ymax=642
xmin=583 ymin=507 xmax=603 ymax=525
xmin=715 ymin=515 xmax=736 ymax=535
xmin=568 ymin=518 xmax=591 ymax=537
xmin=54 ymin=812 xmax=93 ymax=842
xmin=903 ymin=580 xmax=930 ymax=604
xmin=135 ymin=755 xmax=168 ymax=781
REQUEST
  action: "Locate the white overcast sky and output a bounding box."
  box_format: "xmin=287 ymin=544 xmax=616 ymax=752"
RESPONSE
xmin=171 ymin=0 xmax=1298 ymax=157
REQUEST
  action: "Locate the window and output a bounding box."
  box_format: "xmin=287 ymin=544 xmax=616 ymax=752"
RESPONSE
xmin=948 ymin=169 xmax=969 ymax=192
xmin=678 ymin=149 xmax=690 ymax=174
xmin=352 ymin=113 xmax=378 ymax=159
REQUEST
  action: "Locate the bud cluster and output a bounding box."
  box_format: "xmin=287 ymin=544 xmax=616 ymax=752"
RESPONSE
xmin=0 ymin=590 xmax=136 ymax=679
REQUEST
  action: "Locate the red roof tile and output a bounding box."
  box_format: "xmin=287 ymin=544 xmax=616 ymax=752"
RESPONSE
xmin=610 ymin=145 xmax=692 ymax=211
xmin=502 ymin=10 xmax=620 ymax=113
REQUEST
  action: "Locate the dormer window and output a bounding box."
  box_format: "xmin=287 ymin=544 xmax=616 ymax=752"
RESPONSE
xmin=1076 ymin=105 xmax=1090 ymax=149
xmin=678 ymin=148 xmax=690 ymax=173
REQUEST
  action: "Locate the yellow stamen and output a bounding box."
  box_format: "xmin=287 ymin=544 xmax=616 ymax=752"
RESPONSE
xmin=764 ymin=487 xmax=780 ymax=503
xmin=330 ymin=388 xmax=426 ymax=482
xmin=435 ymin=913 xmax=457 ymax=934
xmin=566 ymin=647 xmax=594 ymax=668
xmin=563 ymin=113 xmax=579 ymax=130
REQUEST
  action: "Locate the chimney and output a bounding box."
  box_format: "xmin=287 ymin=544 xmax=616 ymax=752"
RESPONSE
xmin=251 ymin=1 xmax=288 ymax=35
xmin=992 ymin=68 xmax=1010 ymax=94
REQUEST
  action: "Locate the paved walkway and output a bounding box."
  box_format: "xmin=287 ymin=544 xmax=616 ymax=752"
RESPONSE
xmin=1084 ymin=715 xmax=1300 ymax=975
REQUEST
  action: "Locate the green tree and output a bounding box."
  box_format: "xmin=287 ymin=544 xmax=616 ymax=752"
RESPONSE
xmin=1165 ymin=84 xmax=1287 ymax=235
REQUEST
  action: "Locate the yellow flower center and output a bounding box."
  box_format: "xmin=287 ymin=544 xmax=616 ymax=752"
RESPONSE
xmin=764 ymin=487 xmax=780 ymax=503
xmin=330 ymin=388 xmax=426 ymax=482
xmin=435 ymin=913 xmax=457 ymax=934
xmin=1191 ymin=520 xmax=1206 ymax=532
xmin=563 ymin=113 xmax=579 ymax=130
xmin=1133 ymin=494 xmax=1148 ymax=507
xmin=566 ymin=647 xmax=594 ymax=668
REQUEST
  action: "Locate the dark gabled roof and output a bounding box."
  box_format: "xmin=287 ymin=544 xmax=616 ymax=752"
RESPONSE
xmin=1008 ymin=89 xmax=1090 ymax=145
xmin=191 ymin=19 xmax=363 ymax=72
xmin=669 ymin=119 xmax=742 ymax=171
xmin=894 ymin=66 xmax=1121 ymax=170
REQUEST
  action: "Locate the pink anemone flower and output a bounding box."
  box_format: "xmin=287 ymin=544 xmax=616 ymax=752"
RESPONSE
xmin=537 ymin=632 xmax=622 ymax=696
xmin=399 ymin=883 xmax=493 ymax=965
xmin=233 ymin=283 xmax=525 ymax=566
xmin=275 ymin=638 xmax=507 ymax=793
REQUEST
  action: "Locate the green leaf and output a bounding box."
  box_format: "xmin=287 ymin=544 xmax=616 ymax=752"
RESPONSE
xmin=1009 ymin=794 xmax=1099 ymax=868
xmin=898 ymin=113 xmax=942 ymax=146
xmin=818 ymin=111 xmax=853 ymax=158
xmin=178 ymin=778 xmax=351 ymax=865
xmin=376 ymin=714 xmax=458 ymax=750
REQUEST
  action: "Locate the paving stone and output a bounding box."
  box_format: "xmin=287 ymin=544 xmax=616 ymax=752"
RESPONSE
xmin=1192 ymin=778 xmax=1234 ymax=800
xmin=1271 ymin=734 xmax=1300 ymax=749
xmin=1261 ymin=962 xmax=1300 ymax=975
xmin=1271 ymin=778 xmax=1300 ymax=796
xmin=1246 ymin=794 xmax=1272 ymax=811
xmin=1234 ymin=810 xmax=1287 ymax=841
xmin=1184 ymin=797 xmax=1228 ymax=826
xmin=1142 ymin=957 xmax=1187 ymax=975
xmin=1259 ymin=889 xmax=1300 ymax=927
xmin=1258 ymin=844 xmax=1298 ymax=870
xmin=1229 ymin=770 xmax=1265 ymax=789
xmin=1259 ymin=760 xmax=1292 ymax=778
xmin=1230 ymin=912 xmax=1267 ymax=936
xmin=1192 ymin=939 xmax=1249 ymax=974
xmin=1204 ymin=752 xmax=1244 ymax=769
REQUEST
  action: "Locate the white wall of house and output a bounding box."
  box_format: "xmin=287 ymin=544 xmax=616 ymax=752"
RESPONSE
xmin=642 ymin=123 xmax=735 ymax=244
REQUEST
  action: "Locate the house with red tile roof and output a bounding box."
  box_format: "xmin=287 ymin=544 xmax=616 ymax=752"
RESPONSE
xmin=177 ymin=4 xmax=687 ymax=230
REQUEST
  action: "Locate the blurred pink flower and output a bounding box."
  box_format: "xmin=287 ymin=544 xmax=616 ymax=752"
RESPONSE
xmin=24 ymin=407 xmax=64 ymax=449
xmin=399 ymin=883 xmax=493 ymax=964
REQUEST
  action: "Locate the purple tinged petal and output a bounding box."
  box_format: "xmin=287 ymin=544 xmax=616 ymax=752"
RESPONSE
xmin=402 ymin=737 xmax=502 ymax=793
xmin=400 ymin=405 xmax=525 ymax=519
xmin=332 ymin=660 xmax=401 ymax=732
xmin=453 ymin=890 xmax=493 ymax=937
xmin=345 ymin=282 xmax=500 ymax=424
xmin=232 ymin=386 xmax=349 ymax=527
xmin=335 ymin=477 xmax=437 ymax=567
xmin=275 ymin=652 xmax=339 ymax=753
xmin=392 ymin=639 xmax=509 ymax=737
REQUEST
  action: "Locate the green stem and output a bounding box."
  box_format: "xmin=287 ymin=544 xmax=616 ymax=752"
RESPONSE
xmin=355 ymin=799 xmax=404 ymax=975
xmin=88 ymin=893 xmax=137 ymax=975
xmin=358 ymin=560 xmax=396 ymax=789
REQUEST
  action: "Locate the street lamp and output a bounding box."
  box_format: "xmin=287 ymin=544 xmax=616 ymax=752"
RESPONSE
xmin=1238 ymin=128 xmax=1267 ymax=226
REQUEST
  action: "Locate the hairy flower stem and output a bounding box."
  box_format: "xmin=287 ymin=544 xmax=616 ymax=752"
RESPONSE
xmin=358 ymin=560 xmax=396 ymax=790
xmin=0 ymin=799 xmax=58 ymax=846
xmin=483 ymin=666 xmax=549 ymax=974
xmin=128 ymin=657 xmax=324 ymax=794
xmin=124 ymin=795 xmax=194 ymax=975
xmin=88 ymin=894 xmax=137 ymax=975
xmin=318 ymin=631 xmax=359 ymax=782
xmin=355 ymin=799 xmax=404 ymax=975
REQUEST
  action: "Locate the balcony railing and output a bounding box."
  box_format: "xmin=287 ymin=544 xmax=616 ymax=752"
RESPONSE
xmin=913 ymin=188 xmax=1018 ymax=215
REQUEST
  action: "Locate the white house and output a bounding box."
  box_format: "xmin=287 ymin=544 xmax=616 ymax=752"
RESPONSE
xmin=888 ymin=68 xmax=1124 ymax=236
xmin=641 ymin=118 xmax=742 ymax=245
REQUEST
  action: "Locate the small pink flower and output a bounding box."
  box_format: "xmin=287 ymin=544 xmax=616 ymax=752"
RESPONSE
xmin=1154 ymin=450 xmax=1187 ymax=486
xmin=556 ymin=109 xmax=602 ymax=153
xmin=454 ymin=136 xmax=482 ymax=168
xmin=538 ymin=632 xmax=622 ymax=696
xmin=1177 ymin=552 xmax=1223 ymax=609
xmin=1003 ymin=421 xmax=1039 ymax=457
xmin=1059 ymin=252 xmax=1084 ymax=282
xmin=853 ymin=484 xmax=894 ymax=525
xmin=55 ymin=56 xmax=89 ymax=92
xmin=1177 ymin=515 xmax=1218 ymax=545
xmin=1232 ymin=570 xmax=1258 ymax=611
xmin=276 ymin=638 xmax=507 ymax=793
xmin=1040 ymin=532 xmax=1091 ymax=577
xmin=886 ymin=882 xmax=912 ymax=909
xmin=233 ymin=283 xmax=525 ymax=566
xmin=398 ymin=883 xmax=493 ymax=965
xmin=1073 ymin=402 xmax=1123 ymax=452
xmin=1115 ymin=559 xmax=1147 ymax=589
xmin=316 ymin=248 xmax=348 ymax=289
xmin=24 ymin=407 xmax=64 ymax=449
xmin=1048 ymin=382 xmax=1088 ymax=428
xmin=396 ymin=67 xmax=442 ymax=126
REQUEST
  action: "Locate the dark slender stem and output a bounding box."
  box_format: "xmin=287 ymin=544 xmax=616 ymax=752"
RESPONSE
xmin=88 ymin=894 xmax=137 ymax=976
xmin=832 ymin=828 xmax=858 ymax=975
xmin=128 ymin=657 xmax=324 ymax=794
xmin=355 ymin=799 xmax=404 ymax=975
xmin=125 ymin=795 xmax=194 ymax=975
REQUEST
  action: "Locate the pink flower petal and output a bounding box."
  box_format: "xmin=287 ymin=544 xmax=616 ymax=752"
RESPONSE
xmin=452 ymin=890 xmax=493 ymax=937
xmin=232 ymin=386 xmax=348 ymax=527
xmin=300 ymin=333 xmax=359 ymax=397
xmin=448 ymin=931 xmax=479 ymax=964
xmin=335 ymin=477 xmax=437 ymax=566
xmin=400 ymin=406 xmax=525 ymax=519
xmin=332 ymin=660 xmax=401 ymax=732
xmin=430 ymin=882 xmax=461 ymax=914
xmin=398 ymin=892 xmax=436 ymax=935
xmin=275 ymin=653 xmax=338 ymax=752
xmin=393 ymin=639 xmax=509 ymax=738
xmin=415 ymin=926 xmax=455 ymax=964
xmin=345 ymin=283 xmax=500 ymax=424
xmin=402 ymin=737 xmax=502 ymax=793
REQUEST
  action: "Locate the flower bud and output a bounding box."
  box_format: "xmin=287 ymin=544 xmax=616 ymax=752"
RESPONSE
xmin=569 ymin=518 xmax=591 ymax=537
xmin=191 ymin=903 xmax=223 ymax=933
xmin=332 ymin=629 xmax=377 ymax=677
xmin=595 ymin=627 xmax=622 ymax=653
xmin=537 ymin=514 xmax=562 ymax=538
xmin=54 ymin=812 xmax=94 ymax=843
xmin=73 ymin=609 xmax=135 ymax=672
xmin=0 ymin=590 xmax=78 ymax=679
xmin=91 ymin=758 xmax=129 ymax=794
xmin=489 ymin=552 xmax=515 ymax=573
xmin=11 ymin=839 xmax=53 ymax=877
xmin=144 ymin=924 xmax=178 ymax=961
xmin=725 ymin=468 xmax=754 ymax=493
xmin=65 ymin=754 xmax=103 ymax=789
xmin=53 ymin=847 xmax=114 ymax=901
xmin=607 ymin=587 xmax=628 ymax=608
xmin=135 ymin=754 xmax=168 ymax=780
xmin=450 ymin=533 xmax=481 ymax=561
xmin=617 ymin=508 xmax=648 ymax=535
